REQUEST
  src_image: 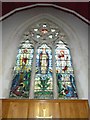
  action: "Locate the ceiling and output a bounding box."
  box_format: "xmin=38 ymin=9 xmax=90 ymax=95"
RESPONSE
xmin=2 ymin=2 xmax=89 ymax=23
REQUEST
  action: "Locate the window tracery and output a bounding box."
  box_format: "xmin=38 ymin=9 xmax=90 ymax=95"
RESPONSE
xmin=10 ymin=19 xmax=78 ymax=99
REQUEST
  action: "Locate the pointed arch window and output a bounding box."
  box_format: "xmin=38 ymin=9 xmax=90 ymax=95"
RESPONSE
xmin=9 ymin=40 xmax=34 ymax=98
xmin=55 ymin=41 xmax=78 ymax=99
xmin=9 ymin=19 xmax=78 ymax=99
xmin=34 ymin=44 xmax=53 ymax=99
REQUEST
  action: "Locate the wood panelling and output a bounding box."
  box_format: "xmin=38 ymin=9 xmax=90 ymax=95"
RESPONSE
xmin=0 ymin=100 xmax=2 ymax=119
xmin=1 ymin=99 xmax=89 ymax=119
xmin=60 ymin=102 xmax=89 ymax=118
xmin=28 ymin=102 xmax=60 ymax=118
xmin=2 ymin=100 xmax=10 ymax=118
xmin=7 ymin=102 xmax=28 ymax=118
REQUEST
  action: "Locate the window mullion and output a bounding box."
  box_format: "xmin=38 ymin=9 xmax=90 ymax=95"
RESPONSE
xmin=29 ymin=44 xmax=37 ymax=99
xmin=52 ymin=45 xmax=58 ymax=99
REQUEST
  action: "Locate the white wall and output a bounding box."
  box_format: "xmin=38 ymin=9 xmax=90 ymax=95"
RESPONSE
xmin=2 ymin=7 xmax=88 ymax=101
xmin=0 ymin=21 xmax=2 ymax=98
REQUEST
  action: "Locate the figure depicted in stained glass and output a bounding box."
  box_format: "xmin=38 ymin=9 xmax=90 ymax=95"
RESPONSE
xmin=34 ymin=44 xmax=53 ymax=99
xmin=10 ymin=20 xmax=78 ymax=99
xmin=58 ymin=50 xmax=64 ymax=59
xmin=10 ymin=41 xmax=34 ymax=98
xmin=39 ymin=48 xmax=49 ymax=74
xmin=62 ymin=65 xmax=68 ymax=72
xmin=55 ymin=40 xmax=78 ymax=99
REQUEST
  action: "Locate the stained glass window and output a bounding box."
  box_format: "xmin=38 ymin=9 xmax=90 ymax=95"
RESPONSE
xmin=55 ymin=41 xmax=78 ymax=99
xmin=34 ymin=44 xmax=53 ymax=99
xmin=9 ymin=40 xmax=34 ymax=98
xmin=9 ymin=20 xmax=78 ymax=99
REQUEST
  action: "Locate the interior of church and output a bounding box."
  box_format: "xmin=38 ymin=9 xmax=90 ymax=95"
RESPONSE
xmin=0 ymin=2 xmax=89 ymax=119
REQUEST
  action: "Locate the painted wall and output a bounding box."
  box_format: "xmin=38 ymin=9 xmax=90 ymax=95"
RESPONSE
xmin=0 ymin=21 xmax=2 ymax=98
xmin=2 ymin=6 xmax=88 ymax=101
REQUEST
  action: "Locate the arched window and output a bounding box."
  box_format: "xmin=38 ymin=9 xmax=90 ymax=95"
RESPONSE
xmin=55 ymin=41 xmax=78 ymax=99
xmin=34 ymin=44 xmax=53 ymax=99
xmin=9 ymin=40 xmax=34 ymax=98
xmin=9 ymin=19 xmax=78 ymax=99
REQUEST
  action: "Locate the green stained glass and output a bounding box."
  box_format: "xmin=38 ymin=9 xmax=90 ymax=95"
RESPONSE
xmin=34 ymin=44 xmax=53 ymax=99
xmin=9 ymin=40 xmax=34 ymax=98
xmin=55 ymin=40 xmax=78 ymax=99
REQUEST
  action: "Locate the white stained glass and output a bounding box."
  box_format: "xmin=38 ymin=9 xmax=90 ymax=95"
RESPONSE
xmin=39 ymin=44 xmax=49 ymax=49
xmin=28 ymin=60 xmax=32 ymax=65
xmin=30 ymin=49 xmax=34 ymax=53
xmin=37 ymin=49 xmax=42 ymax=53
xmin=37 ymin=35 xmax=40 ymax=38
xmin=34 ymin=28 xmax=38 ymax=31
xmin=25 ymin=40 xmax=30 ymax=43
xmin=43 ymin=24 xmax=47 ymax=27
xmin=64 ymin=49 xmax=70 ymax=54
xmin=17 ymin=54 xmax=20 ymax=59
xmin=56 ymin=44 xmax=67 ymax=49
xmin=48 ymin=55 xmax=52 ymax=59
xmin=18 ymin=49 xmax=22 ymax=53
xmin=51 ymin=29 xmax=55 ymax=32
xmin=16 ymin=60 xmax=20 ymax=65
xmin=67 ymin=61 xmax=72 ymax=67
xmin=55 ymin=32 xmax=59 ymax=36
xmin=49 ymin=60 xmax=52 ymax=66
xmin=49 ymin=35 xmax=53 ymax=39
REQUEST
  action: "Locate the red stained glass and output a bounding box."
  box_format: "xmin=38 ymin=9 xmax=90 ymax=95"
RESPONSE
xmin=41 ymin=28 xmax=48 ymax=34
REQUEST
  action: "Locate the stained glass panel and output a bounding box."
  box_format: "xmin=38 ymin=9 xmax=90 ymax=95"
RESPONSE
xmin=34 ymin=44 xmax=53 ymax=99
xmin=9 ymin=40 xmax=34 ymax=98
xmin=55 ymin=41 xmax=78 ymax=99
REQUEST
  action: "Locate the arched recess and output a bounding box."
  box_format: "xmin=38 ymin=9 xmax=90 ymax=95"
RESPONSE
xmin=8 ymin=15 xmax=79 ymax=99
xmin=3 ymin=11 xmax=88 ymax=99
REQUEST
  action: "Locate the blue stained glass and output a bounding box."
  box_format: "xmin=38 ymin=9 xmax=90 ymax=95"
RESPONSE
xmin=34 ymin=44 xmax=53 ymax=99
xmin=9 ymin=41 xmax=34 ymax=98
xmin=9 ymin=21 xmax=78 ymax=100
xmin=55 ymin=40 xmax=78 ymax=99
